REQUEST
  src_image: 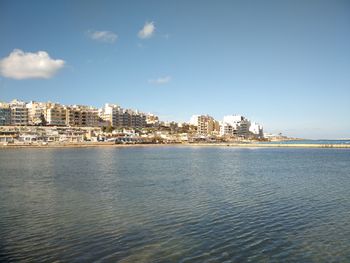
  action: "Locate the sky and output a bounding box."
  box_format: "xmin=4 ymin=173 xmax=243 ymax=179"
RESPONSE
xmin=0 ymin=0 xmax=349 ymax=139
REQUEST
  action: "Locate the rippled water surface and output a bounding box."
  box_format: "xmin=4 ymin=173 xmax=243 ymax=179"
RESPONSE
xmin=0 ymin=146 xmax=350 ymax=262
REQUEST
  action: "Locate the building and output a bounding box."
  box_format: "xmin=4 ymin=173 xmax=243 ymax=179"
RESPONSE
xmin=84 ymin=107 xmax=100 ymax=127
xmin=146 ymin=113 xmax=159 ymax=126
xmin=220 ymin=115 xmax=251 ymax=137
xmin=99 ymin=103 xmax=121 ymax=126
xmin=128 ymin=109 xmax=146 ymax=128
xmin=196 ymin=115 xmax=219 ymax=135
xmin=249 ymin=122 xmax=264 ymax=138
xmin=0 ymin=103 xmax=11 ymax=126
xmin=26 ymin=101 xmax=48 ymax=125
xmin=219 ymin=122 xmax=234 ymax=136
xmin=46 ymin=104 xmax=67 ymax=126
xmin=66 ymin=105 xmax=100 ymax=127
xmin=99 ymin=104 xmax=146 ymax=128
xmin=10 ymin=100 xmax=29 ymax=126
xmin=189 ymin=115 xmax=200 ymax=126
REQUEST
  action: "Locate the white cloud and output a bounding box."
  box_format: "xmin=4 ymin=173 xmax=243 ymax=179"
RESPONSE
xmin=138 ymin=21 xmax=155 ymax=39
xmin=0 ymin=49 xmax=65 ymax=79
xmin=87 ymin=30 xmax=118 ymax=43
xmin=148 ymin=76 xmax=171 ymax=85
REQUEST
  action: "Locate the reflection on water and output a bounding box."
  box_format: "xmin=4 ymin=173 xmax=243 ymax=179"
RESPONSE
xmin=0 ymin=147 xmax=350 ymax=262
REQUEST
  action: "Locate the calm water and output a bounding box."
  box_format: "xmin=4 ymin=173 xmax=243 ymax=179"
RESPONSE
xmin=261 ymin=140 xmax=350 ymax=145
xmin=0 ymin=147 xmax=350 ymax=262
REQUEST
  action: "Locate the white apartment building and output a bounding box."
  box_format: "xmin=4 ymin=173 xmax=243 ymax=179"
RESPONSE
xmin=220 ymin=115 xmax=264 ymax=138
xmin=189 ymin=115 xmax=200 ymax=126
xmin=223 ymin=115 xmax=247 ymax=126
xmin=249 ymin=122 xmax=264 ymax=138
xmin=99 ymin=103 xmax=121 ymax=126
xmin=219 ymin=121 xmax=234 ymax=136
xmin=220 ymin=115 xmax=251 ymax=137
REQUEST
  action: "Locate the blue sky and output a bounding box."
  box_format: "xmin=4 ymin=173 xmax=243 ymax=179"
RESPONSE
xmin=0 ymin=0 xmax=349 ymax=139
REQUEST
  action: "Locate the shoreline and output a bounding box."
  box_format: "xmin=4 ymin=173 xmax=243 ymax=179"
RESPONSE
xmin=1 ymin=142 xmax=350 ymax=149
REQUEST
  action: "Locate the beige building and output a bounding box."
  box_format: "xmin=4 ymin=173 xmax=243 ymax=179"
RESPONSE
xmin=46 ymin=104 xmax=67 ymax=126
xmin=26 ymin=101 xmax=48 ymax=125
xmin=66 ymin=105 xmax=100 ymax=127
xmin=99 ymin=104 xmax=146 ymax=128
xmin=146 ymin=113 xmax=159 ymax=126
xmin=196 ymin=115 xmax=219 ymax=135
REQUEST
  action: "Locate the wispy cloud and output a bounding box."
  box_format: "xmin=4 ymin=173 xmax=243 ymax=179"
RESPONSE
xmin=87 ymin=30 xmax=118 ymax=43
xmin=138 ymin=22 xmax=155 ymax=39
xmin=148 ymin=76 xmax=171 ymax=85
xmin=0 ymin=49 xmax=65 ymax=79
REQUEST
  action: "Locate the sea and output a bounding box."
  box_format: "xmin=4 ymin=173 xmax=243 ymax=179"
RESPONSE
xmin=261 ymin=139 xmax=350 ymax=145
xmin=0 ymin=146 xmax=349 ymax=262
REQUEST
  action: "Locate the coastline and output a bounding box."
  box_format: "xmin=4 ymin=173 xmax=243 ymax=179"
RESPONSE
xmin=1 ymin=142 xmax=350 ymax=149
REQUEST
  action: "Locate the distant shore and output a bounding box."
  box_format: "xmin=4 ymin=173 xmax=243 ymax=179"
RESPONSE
xmin=1 ymin=142 xmax=350 ymax=149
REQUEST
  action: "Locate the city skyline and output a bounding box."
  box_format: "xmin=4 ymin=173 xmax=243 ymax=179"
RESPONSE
xmin=0 ymin=98 xmax=263 ymax=128
xmin=1 ymin=0 xmax=350 ymax=139
xmin=0 ymin=98 xmax=265 ymax=144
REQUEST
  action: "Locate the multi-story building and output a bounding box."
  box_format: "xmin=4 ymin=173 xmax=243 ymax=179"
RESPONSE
xmin=189 ymin=115 xmax=200 ymax=126
xmin=10 ymin=99 xmax=29 ymax=126
xmin=0 ymin=103 xmax=11 ymax=125
xmin=46 ymin=104 xmax=67 ymax=126
xmin=26 ymin=101 xmax=48 ymax=125
xmin=66 ymin=107 xmax=82 ymax=126
xmin=100 ymin=104 xmax=146 ymax=128
xmin=99 ymin=103 xmax=121 ymax=127
xmin=118 ymin=109 xmax=131 ymax=127
xmin=128 ymin=109 xmax=146 ymax=128
xmin=84 ymin=107 xmax=100 ymax=127
xmin=219 ymin=122 xmax=234 ymax=136
xmin=145 ymin=113 xmax=159 ymax=126
xmin=249 ymin=122 xmax=264 ymax=138
xmin=236 ymin=119 xmax=250 ymax=137
xmin=66 ymin=105 xmax=100 ymax=127
xmin=196 ymin=115 xmax=219 ymax=135
xmin=220 ymin=115 xmax=252 ymax=138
